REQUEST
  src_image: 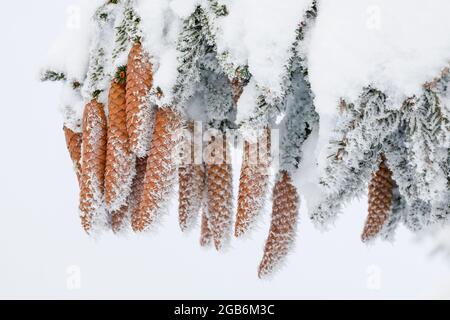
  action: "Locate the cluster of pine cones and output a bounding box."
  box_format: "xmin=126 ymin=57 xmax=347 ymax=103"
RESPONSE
xmin=62 ymin=42 xmax=301 ymax=278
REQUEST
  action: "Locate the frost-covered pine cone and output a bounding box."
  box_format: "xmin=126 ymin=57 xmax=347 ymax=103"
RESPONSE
xmin=63 ymin=126 xmax=82 ymax=186
xmin=235 ymin=130 xmax=271 ymax=237
xmin=79 ymin=99 xmax=108 ymax=233
xmin=362 ymin=155 xmax=393 ymax=242
xmin=178 ymin=124 xmax=205 ymax=231
xmin=200 ymin=208 xmax=213 ymax=247
xmin=206 ymin=136 xmax=233 ymax=251
xmin=259 ymin=171 xmax=299 ymax=278
xmin=111 ymin=205 xmax=129 ymax=234
xmin=105 ymin=72 xmax=135 ymax=216
xmin=133 ymin=107 xmax=182 ymax=232
xmin=179 ymin=164 xmax=205 ymax=231
xmin=125 ymin=43 xmax=154 ymax=158
xmin=129 ymin=156 xmax=148 ymax=228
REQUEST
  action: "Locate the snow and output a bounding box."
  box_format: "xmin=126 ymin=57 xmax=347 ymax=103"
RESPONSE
xmin=308 ymin=0 xmax=450 ymax=175
xmin=136 ymin=0 xmax=182 ymax=103
xmin=235 ymin=79 xmax=258 ymax=124
xmin=170 ymin=0 xmax=200 ymax=19
xmin=60 ymin=83 xmax=84 ymax=132
xmin=44 ymin=0 xmax=102 ymax=82
xmin=216 ymin=0 xmax=311 ymax=94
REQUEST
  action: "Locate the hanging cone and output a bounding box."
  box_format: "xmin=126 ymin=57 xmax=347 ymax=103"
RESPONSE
xmin=178 ymin=123 xmax=205 ymax=231
xmin=133 ymin=107 xmax=182 ymax=232
xmin=235 ymin=129 xmax=271 ymax=237
xmin=258 ymin=171 xmax=299 ymax=278
xmin=179 ymin=164 xmax=205 ymax=231
xmin=79 ymin=99 xmax=108 ymax=233
xmin=129 ymin=156 xmax=148 ymax=228
xmin=111 ymin=205 xmax=129 ymax=233
xmin=63 ymin=126 xmax=82 ymax=186
xmin=126 ymin=42 xmax=154 ymax=158
xmin=361 ymin=155 xmax=393 ymax=242
xmin=205 ymin=134 xmax=233 ymax=250
xmin=200 ymin=208 xmax=213 ymax=247
xmin=105 ymin=70 xmax=135 ymax=232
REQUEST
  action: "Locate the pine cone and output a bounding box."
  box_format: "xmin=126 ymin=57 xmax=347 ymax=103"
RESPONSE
xmin=362 ymin=155 xmax=393 ymax=242
xmin=63 ymin=126 xmax=82 ymax=186
xmin=111 ymin=205 xmax=129 ymax=234
xmin=105 ymin=79 xmax=135 ymax=213
xmin=129 ymin=156 xmax=148 ymax=228
xmin=200 ymin=208 xmax=213 ymax=247
xmin=79 ymin=99 xmax=108 ymax=233
xmin=126 ymin=42 xmax=154 ymax=158
xmin=179 ymin=164 xmax=205 ymax=231
xmin=205 ymin=134 xmax=233 ymax=251
xmin=133 ymin=107 xmax=182 ymax=232
xmin=235 ymin=130 xmax=271 ymax=237
xmin=178 ymin=124 xmax=205 ymax=231
xmin=258 ymin=171 xmax=299 ymax=278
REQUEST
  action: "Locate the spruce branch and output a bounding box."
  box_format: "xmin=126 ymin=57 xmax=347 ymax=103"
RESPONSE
xmin=112 ymin=2 xmax=141 ymax=60
xmin=40 ymin=70 xmax=66 ymax=82
xmin=207 ymin=0 xmax=229 ymax=17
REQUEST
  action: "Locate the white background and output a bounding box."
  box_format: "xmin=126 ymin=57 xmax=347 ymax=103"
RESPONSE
xmin=0 ymin=0 xmax=449 ymax=299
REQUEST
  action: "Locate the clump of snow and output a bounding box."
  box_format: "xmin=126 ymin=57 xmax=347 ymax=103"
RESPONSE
xmin=308 ymin=0 xmax=450 ymax=179
xmin=60 ymin=83 xmax=84 ymax=132
xmin=169 ymin=0 xmax=200 ymax=19
xmin=44 ymin=0 xmax=102 ymax=82
xmin=216 ymin=0 xmax=311 ymax=96
xmin=136 ymin=0 xmax=182 ymax=104
xmin=235 ymin=79 xmax=259 ymax=124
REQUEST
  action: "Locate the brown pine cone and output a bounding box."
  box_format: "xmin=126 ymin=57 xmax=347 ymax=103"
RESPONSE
xmin=179 ymin=164 xmax=205 ymax=231
xmin=205 ymin=134 xmax=233 ymax=251
xmin=63 ymin=126 xmax=82 ymax=186
xmin=111 ymin=205 xmax=129 ymax=234
xmin=126 ymin=42 xmax=154 ymax=158
xmin=133 ymin=107 xmax=182 ymax=232
xmin=200 ymin=208 xmax=213 ymax=247
xmin=235 ymin=130 xmax=271 ymax=237
xmin=105 ymin=78 xmax=135 ymax=215
xmin=362 ymin=155 xmax=393 ymax=242
xmin=258 ymin=171 xmax=299 ymax=278
xmin=79 ymin=99 xmax=108 ymax=233
xmin=129 ymin=156 xmax=148 ymax=228
xmin=178 ymin=124 xmax=205 ymax=231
